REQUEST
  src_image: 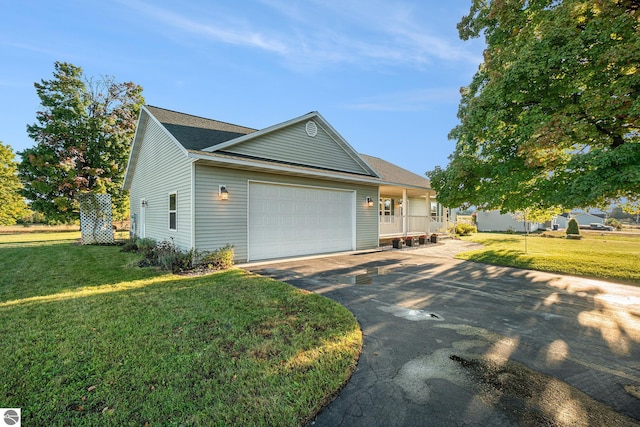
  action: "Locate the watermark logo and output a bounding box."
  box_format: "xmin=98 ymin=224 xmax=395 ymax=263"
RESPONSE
xmin=1 ymin=409 xmax=20 ymax=427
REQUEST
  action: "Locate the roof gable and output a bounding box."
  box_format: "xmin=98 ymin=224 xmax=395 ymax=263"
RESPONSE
xmin=205 ymin=112 xmax=377 ymax=176
xmin=123 ymin=106 xmax=192 ymax=190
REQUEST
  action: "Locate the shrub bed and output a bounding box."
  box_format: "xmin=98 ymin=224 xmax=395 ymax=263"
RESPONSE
xmin=455 ymin=223 xmax=477 ymax=236
xmin=122 ymin=238 xmax=234 ymax=273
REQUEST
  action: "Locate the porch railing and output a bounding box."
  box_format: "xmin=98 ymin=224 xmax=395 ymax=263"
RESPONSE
xmin=379 ymin=215 xmax=447 ymax=236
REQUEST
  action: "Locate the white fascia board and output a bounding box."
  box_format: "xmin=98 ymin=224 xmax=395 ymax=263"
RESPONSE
xmin=143 ymin=106 xmax=191 ymax=157
xmin=123 ymin=106 xmax=195 ymax=190
xmin=188 ymin=151 xmax=382 ymax=186
xmin=123 ymin=108 xmax=148 ymax=190
xmin=312 ymin=112 xmax=381 ymax=178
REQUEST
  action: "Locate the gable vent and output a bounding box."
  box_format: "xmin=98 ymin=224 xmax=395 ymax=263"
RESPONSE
xmin=305 ymin=120 xmax=318 ymax=137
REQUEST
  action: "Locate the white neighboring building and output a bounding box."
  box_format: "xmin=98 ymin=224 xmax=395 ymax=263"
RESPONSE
xmin=476 ymin=210 xmax=542 ymax=232
xmin=553 ymin=213 xmax=570 ymax=229
xmin=571 ymin=212 xmax=606 ymax=226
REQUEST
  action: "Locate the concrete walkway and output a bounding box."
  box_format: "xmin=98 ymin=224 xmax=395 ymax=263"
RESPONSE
xmin=245 ymin=239 xmax=640 ymax=426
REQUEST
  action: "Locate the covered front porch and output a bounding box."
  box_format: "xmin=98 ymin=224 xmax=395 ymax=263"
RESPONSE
xmin=378 ymin=184 xmax=448 ymax=240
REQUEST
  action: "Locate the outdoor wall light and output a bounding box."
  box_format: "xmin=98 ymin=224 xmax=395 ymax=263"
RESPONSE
xmin=141 ymin=200 xmax=148 ymax=208
xmin=366 ymin=196 xmax=373 ymax=207
xmin=219 ymin=185 xmax=229 ymax=200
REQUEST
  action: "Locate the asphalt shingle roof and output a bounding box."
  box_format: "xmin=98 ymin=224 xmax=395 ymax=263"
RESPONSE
xmin=359 ymin=154 xmax=431 ymax=188
xmin=146 ymin=106 xmax=257 ymax=151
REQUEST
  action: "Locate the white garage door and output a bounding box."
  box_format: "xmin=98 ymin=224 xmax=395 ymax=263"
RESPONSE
xmin=248 ymin=182 xmax=354 ymax=261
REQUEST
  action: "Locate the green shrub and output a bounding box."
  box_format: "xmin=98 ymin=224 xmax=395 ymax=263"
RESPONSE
xmin=566 ymin=218 xmax=580 ymax=235
xmin=455 ymin=223 xmax=477 ymax=236
xmin=120 ymin=237 xmax=139 ymax=253
xmin=136 ymin=237 xmax=156 ymax=255
xmin=152 ymin=240 xmax=200 ymax=273
xmin=199 ymin=245 xmax=235 ymax=270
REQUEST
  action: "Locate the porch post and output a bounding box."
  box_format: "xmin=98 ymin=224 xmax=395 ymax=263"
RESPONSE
xmin=377 ymin=186 xmax=381 ymax=245
xmin=426 ymin=192 xmax=431 ymax=234
xmin=402 ymin=189 xmax=407 ymax=237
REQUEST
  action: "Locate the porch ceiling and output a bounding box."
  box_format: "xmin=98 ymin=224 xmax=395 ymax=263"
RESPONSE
xmin=379 ymin=184 xmax=434 ymax=199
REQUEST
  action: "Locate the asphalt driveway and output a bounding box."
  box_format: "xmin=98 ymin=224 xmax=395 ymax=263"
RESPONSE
xmin=243 ymin=240 xmax=640 ymax=426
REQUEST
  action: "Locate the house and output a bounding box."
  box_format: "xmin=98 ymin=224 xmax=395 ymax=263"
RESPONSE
xmin=570 ymin=212 xmax=605 ymax=226
xmin=476 ymin=210 xmax=542 ymax=233
xmin=552 ymin=213 xmax=571 ymax=229
xmin=123 ymin=106 xmax=445 ymax=262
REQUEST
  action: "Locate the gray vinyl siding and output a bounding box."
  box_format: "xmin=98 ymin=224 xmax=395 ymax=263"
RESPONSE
xmin=194 ymin=163 xmax=378 ymax=262
xmin=128 ymin=118 xmax=193 ymax=249
xmin=223 ymin=121 xmax=370 ymax=175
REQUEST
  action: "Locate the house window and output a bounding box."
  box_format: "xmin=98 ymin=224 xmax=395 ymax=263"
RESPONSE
xmin=431 ymin=201 xmax=439 ymax=218
xmin=169 ymin=192 xmax=177 ymax=230
xmin=380 ymin=198 xmax=395 ymax=222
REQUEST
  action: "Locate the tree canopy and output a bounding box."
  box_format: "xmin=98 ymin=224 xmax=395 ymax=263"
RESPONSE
xmin=18 ymin=62 xmax=144 ymax=222
xmin=0 ymin=142 xmax=29 ymax=225
xmin=621 ymin=198 xmax=640 ymax=223
xmin=428 ymin=0 xmax=640 ymax=212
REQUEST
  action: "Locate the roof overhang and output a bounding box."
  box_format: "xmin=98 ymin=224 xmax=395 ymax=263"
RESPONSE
xmin=188 ymin=150 xmax=431 ymax=192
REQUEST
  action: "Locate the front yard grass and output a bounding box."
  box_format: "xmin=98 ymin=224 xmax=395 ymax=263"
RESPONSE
xmin=457 ymin=232 xmax=640 ymax=284
xmin=0 ymin=234 xmax=362 ymax=426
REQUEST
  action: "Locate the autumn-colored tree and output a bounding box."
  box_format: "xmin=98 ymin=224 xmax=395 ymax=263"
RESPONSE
xmin=429 ymin=0 xmax=640 ymax=212
xmin=0 ymin=141 xmax=29 ymax=225
xmin=18 ymin=62 xmax=144 ymax=222
xmin=621 ymin=199 xmax=640 ymax=223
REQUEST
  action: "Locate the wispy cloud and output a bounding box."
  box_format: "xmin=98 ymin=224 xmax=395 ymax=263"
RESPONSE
xmin=259 ymin=0 xmax=481 ymax=65
xmin=118 ymin=0 xmax=481 ymax=71
xmin=345 ymin=87 xmax=461 ymax=112
xmin=118 ymin=0 xmax=288 ymax=54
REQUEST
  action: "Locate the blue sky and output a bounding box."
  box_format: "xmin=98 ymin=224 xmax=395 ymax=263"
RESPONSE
xmin=1 ymin=0 xmax=484 ymax=177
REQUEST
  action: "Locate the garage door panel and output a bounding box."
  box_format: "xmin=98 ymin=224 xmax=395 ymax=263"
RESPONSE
xmin=249 ymin=182 xmax=354 ymax=261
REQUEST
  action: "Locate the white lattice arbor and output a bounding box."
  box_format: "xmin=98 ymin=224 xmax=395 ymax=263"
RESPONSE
xmin=79 ymin=194 xmax=114 ymax=244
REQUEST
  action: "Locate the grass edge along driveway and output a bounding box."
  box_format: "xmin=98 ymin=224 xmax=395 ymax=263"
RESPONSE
xmin=457 ymin=232 xmax=640 ymax=285
xmin=0 ymin=233 xmax=362 ymax=426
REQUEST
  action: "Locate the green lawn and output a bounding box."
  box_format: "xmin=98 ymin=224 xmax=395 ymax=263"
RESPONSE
xmin=0 ymin=233 xmax=362 ymax=426
xmin=457 ymin=232 xmax=640 ymax=284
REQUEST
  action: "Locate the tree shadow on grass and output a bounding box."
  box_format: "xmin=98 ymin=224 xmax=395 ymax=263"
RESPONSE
xmin=460 ymin=249 xmax=535 ymax=270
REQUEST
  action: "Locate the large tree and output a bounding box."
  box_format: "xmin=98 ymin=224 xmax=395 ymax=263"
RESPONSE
xmin=19 ymin=62 xmax=144 ymax=222
xmin=621 ymin=198 xmax=640 ymax=223
xmin=429 ymin=0 xmax=640 ymax=212
xmin=0 ymin=142 xmax=29 ymax=225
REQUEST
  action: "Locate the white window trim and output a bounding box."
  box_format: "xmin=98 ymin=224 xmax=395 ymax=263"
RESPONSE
xmin=168 ymin=191 xmax=177 ymax=231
